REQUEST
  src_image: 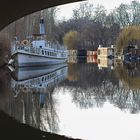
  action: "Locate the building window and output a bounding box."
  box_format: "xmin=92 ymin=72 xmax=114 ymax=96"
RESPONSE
xmin=98 ymin=50 xmax=100 ymax=55
xmin=98 ymin=59 xmax=100 ymax=64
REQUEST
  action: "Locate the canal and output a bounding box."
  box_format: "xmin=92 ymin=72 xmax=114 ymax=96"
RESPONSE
xmin=0 ymin=60 xmax=140 ymax=140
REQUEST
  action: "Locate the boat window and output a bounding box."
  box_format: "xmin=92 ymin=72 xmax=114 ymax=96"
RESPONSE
xmin=45 ymin=76 xmax=47 ymax=81
xmin=42 ymin=50 xmax=44 ymax=55
xmin=42 ymin=77 xmax=44 ymax=81
xmin=40 ymin=46 xmax=42 ymax=48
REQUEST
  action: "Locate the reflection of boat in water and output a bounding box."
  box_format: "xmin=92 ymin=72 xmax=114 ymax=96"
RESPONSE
xmin=12 ymin=64 xmax=67 ymax=88
xmin=7 ymin=64 xmax=68 ymax=129
xmin=8 ymin=18 xmax=68 ymax=67
xmin=11 ymin=63 xmax=67 ymax=81
xmin=123 ymin=46 xmax=140 ymax=62
xmin=11 ymin=64 xmax=68 ymax=95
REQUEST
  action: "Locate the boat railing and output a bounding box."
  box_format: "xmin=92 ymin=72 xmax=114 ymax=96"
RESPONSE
xmin=12 ymin=43 xmax=41 ymax=55
xmin=12 ymin=40 xmax=68 ymax=57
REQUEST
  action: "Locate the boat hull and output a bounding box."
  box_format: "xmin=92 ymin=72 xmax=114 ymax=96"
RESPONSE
xmin=12 ymin=52 xmax=67 ymax=67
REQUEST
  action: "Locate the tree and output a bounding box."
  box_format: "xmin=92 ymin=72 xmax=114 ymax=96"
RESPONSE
xmin=113 ymin=1 xmax=140 ymax=27
xmin=94 ymin=5 xmax=107 ymax=26
xmin=72 ymin=2 xmax=94 ymax=20
xmin=63 ymin=30 xmax=79 ymax=49
xmin=43 ymin=7 xmax=58 ymax=41
xmin=116 ymin=25 xmax=140 ymax=51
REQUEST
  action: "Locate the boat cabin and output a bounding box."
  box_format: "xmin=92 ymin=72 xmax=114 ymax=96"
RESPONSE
xmin=32 ymin=40 xmax=46 ymax=48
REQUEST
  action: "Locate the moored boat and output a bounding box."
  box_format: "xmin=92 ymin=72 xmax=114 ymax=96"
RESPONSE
xmin=9 ymin=18 xmax=68 ymax=67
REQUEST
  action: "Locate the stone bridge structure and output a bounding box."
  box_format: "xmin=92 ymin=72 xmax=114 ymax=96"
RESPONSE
xmin=0 ymin=0 xmax=83 ymax=30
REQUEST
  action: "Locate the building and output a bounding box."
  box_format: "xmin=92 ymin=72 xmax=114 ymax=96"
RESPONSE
xmin=97 ymin=45 xmax=114 ymax=58
xmin=87 ymin=51 xmax=97 ymax=56
xmin=68 ymin=49 xmax=87 ymax=57
xmin=87 ymin=55 xmax=97 ymax=63
xmin=96 ymin=45 xmax=114 ymax=69
xmin=97 ymin=58 xmax=114 ymax=69
xmin=68 ymin=49 xmax=77 ymax=56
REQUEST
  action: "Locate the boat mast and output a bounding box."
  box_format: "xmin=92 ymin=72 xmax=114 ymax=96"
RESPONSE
xmin=39 ymin=10 xmax=45 ymax=35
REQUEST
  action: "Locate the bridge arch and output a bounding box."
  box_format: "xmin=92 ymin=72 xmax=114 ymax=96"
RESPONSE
xmin=0 ymin=0 xmax=82 ymax=30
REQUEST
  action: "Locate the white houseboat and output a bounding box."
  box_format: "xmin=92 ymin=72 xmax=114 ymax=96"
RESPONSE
xmin=9 ymin=18 xmax=68 ymax=67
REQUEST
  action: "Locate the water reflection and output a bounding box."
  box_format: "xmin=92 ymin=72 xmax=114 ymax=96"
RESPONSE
xmin=0 ymin=64 xmax=68 ymax=134
xmin=0 ymin=60 xmax=140 ymax=140
xmin=55 ymin=89 xmax=140 ymax=140
xmin=115 ymin=60 xmax=140 ymax=89
xmin=65 ymin=63 xmax=140 ymax=113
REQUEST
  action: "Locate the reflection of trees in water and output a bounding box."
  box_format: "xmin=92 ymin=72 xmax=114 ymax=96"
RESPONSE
xmin=64 ymin=63 xmax=140 ymax=113
xmin=64 ymin=64 xmax=118 ymax=109
xmin=67 ymin=80 xmax=114 ymax=109
xmin=0 ymin=71 xmax=59 ymax=133
xmin=110 ymin=88 xmax=140 ymax=114
xmin=67 ymin=63 xmax=118 ymax=88
xmin=0 ymin=69 xmax=12 ymax=112
xmin=40 ymin=88 xmax=59 ymax=133
xmin=66 ymin=81 xmax=140 ymax=114
xmin=11 ymin=87 xmax=59 ymax=133
xmin=115 ymin=62 xmax=140 ymax=89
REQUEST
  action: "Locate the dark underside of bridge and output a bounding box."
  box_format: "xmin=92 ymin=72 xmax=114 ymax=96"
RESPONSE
xmin=0 ymin=111 xmax=81 ymax=140
xmin=0 ymin=1 xmax=84 ymax=139
xmin=0 ymin=0 xmax=83 ymax=30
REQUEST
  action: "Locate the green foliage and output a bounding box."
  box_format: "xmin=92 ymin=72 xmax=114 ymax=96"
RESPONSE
xmin=115 ymin=64 xmax=140 ymax=89
xmin=63 ymin=30 xmax=79 ymax=49
xmin=116 ymin=25 xmax=140 ymax=50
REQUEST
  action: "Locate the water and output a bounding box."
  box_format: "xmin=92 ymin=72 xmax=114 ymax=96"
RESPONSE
xmin=0 ymin=61 xmax=140 ymax=140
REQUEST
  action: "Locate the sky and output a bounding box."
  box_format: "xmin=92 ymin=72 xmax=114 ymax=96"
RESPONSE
xmin=56 ymin=0 xmax=137 ymax=20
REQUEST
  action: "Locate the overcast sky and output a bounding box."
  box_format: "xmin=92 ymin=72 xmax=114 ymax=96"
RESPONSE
xmin=57 ymin=0 xmax=139 ymax=20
